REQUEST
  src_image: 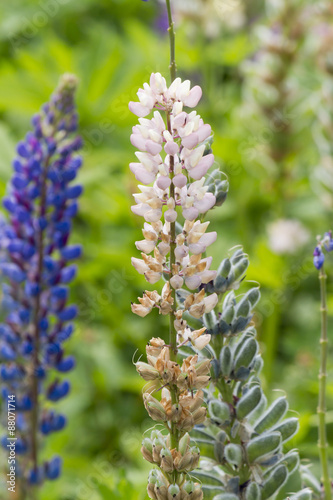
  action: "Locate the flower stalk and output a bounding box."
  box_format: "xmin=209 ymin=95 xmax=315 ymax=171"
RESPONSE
xmin=318 ymin=266 xmax=332 ymax=500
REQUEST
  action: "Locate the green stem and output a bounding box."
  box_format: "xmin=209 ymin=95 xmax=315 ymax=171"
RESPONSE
xmin=165 ymin=0 xmax=176 ymax=81
xmin=165 ymin=0 xmax=179 ymax=456
xmin=318 ymin=266 xmax=332 ymax=500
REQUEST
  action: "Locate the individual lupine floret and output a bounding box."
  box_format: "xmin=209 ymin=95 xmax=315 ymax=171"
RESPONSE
xmin=0 ymin=74 xmax=83 ymax=490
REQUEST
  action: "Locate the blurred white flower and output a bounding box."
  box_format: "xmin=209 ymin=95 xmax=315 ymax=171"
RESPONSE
xmin=267 ymin=219 xmax=310 ymax=254
xmin=160 ymin=0 xmax=245 ymax=38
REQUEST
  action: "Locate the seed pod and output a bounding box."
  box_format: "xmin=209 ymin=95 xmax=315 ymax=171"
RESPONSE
xmin=261 ymin=465 xmax=288 ymax=500
xmin=217 ymin=258 xmax=231 ymax=278
xmin=220 ymin=346 xmax=233 ymax=377
xmin=247 ymin=288 xmax=260 ymax=307
xmin=246 ymin=432 xmax=281 ymax=463
xmin=224 ymin=443 xmax=243 ymax=467
xmin=209 ymin=400 xmax=231 ymax=427
xmin=245 ymin=482 xmax=261 ymax=500
xmin=271 ymin=417 xmax=299 ymax=443
xmin=234 ymin=338 xmax=258 ymax=372
xmin=289 ymin=489 xmax=312 ymax=500
xmin=236 ymin=385 xmax=262 ymax=420
xmin=213 ymin=494 xmax=239 ymax=500
xmin=254 ymin=397 xmax=288 ymax=434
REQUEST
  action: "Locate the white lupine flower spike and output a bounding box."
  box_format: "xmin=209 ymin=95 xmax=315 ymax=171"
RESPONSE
xmin=129 ymin=67 xmax=225 ymax=500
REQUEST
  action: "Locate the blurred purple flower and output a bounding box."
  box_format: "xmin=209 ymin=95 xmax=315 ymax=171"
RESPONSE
xmin=0 ymin=74 xmax=83 ymax=487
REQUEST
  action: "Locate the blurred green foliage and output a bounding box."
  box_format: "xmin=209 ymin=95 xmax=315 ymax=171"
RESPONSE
xmin=0 ymin=0 xmax=332 ymax=498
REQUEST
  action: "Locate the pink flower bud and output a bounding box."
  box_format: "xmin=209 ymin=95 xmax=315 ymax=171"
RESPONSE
xmin=170 ymin=275 xmax=184 ymax=289
xmin=164 ymin=209 xmax=177 ymax=222
xmin=175 ymin=245 xmax=189 ymax=260
xmin=164 ymin=141 xmax=179 ymax=155
xmin=173 ymin=174 xmax=187 ymax=188
xmin=183 ymin=85 xmax=202 ymax=107
xmin=185 ymin=275 xmax=202 ymax=290
xmin=182 ymin=207 xmax=199 ymax=221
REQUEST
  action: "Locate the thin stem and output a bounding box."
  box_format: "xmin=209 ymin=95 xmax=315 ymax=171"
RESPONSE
xmin=30 ymin=154 xmax=49 ymax=495
xmin=165 ymin=0 xmax=178 ymax=456
xmin=165 ymin=0 xmax=177 ymax=82
xmin=318 ymin=266 xmax=332 ymax=500
xmin=166 ymin=110 xmax=179 ymax=454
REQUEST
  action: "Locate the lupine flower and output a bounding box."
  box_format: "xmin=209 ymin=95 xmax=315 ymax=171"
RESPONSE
xmin=313 ymin=230 xmax=333 ymax=270
xmin=130 ymin=72 xmax=220 ymax=500
xmin=0 ymin=74 xmax=82 ymax=489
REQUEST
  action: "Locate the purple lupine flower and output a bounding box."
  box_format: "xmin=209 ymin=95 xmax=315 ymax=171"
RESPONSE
xmin=323 ymin=230 xmax=333 ymax=251
xmin=313 ymin=245 xmax=325 ymax=270
xmin=0 ymin=74 xmax=83 ymax=488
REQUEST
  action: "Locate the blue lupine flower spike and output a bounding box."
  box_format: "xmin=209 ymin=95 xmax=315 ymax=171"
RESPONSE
xmin=0 ymin=73 xmax=83 ymax=490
